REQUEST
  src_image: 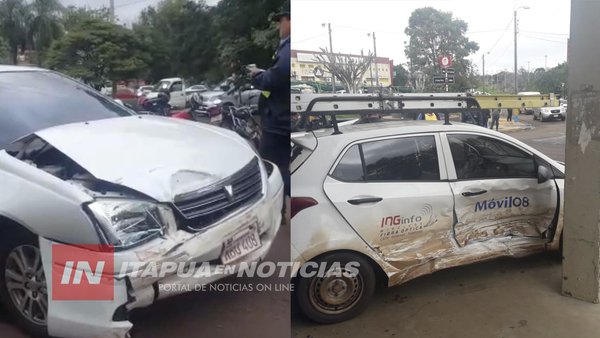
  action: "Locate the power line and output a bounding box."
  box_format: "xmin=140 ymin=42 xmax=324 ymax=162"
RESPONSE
xmin=293 ymin=33 xmax=326 ymax=45
xmin=115 ymin=0 xmax=155 ymax=9
xmin=521 ymin=30 xmax=569 ymax=36
xmin=486 ymin=18 xmax=513 ymax=54
xmin=521 ymin=34 xmax=568 ymax=44
xmin=466 ymin=29 xmax=510 ymax=34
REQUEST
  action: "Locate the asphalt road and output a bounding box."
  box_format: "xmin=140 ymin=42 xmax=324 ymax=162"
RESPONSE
xmin=508 ymin=113 xmax=566 ymax=162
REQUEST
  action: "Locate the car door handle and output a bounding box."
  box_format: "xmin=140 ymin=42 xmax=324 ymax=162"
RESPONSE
xmin=462 ymin=190 xmax=488 ymax=197
xmin=347 ymin=197 xmax=383 ymax=205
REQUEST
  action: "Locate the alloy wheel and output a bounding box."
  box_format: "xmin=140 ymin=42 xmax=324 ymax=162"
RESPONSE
xmin=4 ymin=245 xmax=47 ymax=325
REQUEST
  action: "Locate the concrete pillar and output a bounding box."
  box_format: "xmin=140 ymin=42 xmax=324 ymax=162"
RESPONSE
xmin=562 ymin=0 xmax=600 ymax=302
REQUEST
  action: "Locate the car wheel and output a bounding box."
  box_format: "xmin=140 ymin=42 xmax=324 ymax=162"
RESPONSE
xmin=561 ymin=116 xmax=566 ymax=121
xmin=533 ymin=114 xmax=538 ymax=120
xmin=296 ymin=252 xmax=376 ymax=324
xmin=540 ymin=114 xmax=545 ymax=122
xmin=0 ymin=235 xmax=48 ymax=338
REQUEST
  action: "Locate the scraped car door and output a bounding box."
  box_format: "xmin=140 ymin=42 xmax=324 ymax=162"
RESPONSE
xmin=442 ymin=133 xmax=558 ymax=247
xmin=323 ymin=134 xmax=457 ymax=269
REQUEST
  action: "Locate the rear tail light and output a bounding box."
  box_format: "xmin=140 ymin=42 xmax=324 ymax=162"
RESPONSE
xmin=291 ymin=197 xmax=318 ymax=219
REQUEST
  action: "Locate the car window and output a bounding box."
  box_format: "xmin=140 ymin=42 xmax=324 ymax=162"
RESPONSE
xmin=331 ymin=145 xmax=364 ymax=182
xmin=362 ymin=136 xmax=440 ymax=181
xmin=447 ymin=134 xmax=536 ymax=180
xmin=0 ymin=71 xmax=133 ymax=149
xmin=171 ymin=82 xmax=183 ymax=92
xmin=331 ymin=136 xmax=440 ymax=182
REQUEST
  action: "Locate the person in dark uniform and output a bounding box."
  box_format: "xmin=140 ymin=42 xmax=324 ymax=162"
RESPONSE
xmin=249 ymin=1 xmax=291 ymax=196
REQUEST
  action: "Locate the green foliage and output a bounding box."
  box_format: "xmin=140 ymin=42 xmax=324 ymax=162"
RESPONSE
xmin=62 ymin=5 xmax=110 ymax=32
xmin=404 ymin=7 xmax=479 ymax=92
xmin=532 ymin=62 xmax=568 ymax=96
xmin=46 ymin=18 xmax=149 ymax=90
xmin=393 ymin=64 xmax=409 ymax=86
xmin=0 ymin=0 xmax=29 ymax=64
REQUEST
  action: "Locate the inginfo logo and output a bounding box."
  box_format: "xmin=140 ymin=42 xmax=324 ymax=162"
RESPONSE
xmin=52 ymin=244 xmax=114 ymax=300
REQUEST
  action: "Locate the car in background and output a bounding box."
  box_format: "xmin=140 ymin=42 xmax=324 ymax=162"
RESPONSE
xmin=136 ymin=85 xmax=154 ymax=97
xmin=517 ymin=92 xmax=541 ymax=115
xmin=533 ymin=105 xmax=566 ymax=122
xmin=185 ymin=85 xmax=209 ymax=96
xmin=291 ymin=120 xmax=565 ymax=324
xmin=0 ymin=65 xmax=284 ymax=338
xmin=147 ymin=77 xmax=187 ymax=108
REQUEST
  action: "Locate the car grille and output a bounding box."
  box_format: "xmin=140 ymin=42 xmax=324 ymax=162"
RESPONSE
xmin=174 ymin=158 xmax=263 ymax=231
xmin=551 ymin=109 xmax=560 ymax=113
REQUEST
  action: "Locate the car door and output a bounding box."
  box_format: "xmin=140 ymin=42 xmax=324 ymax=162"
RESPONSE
xmin=169 ymin=81 xmax=185 ymax=108
xmin=323 ymin=134 xmax=457 ymax=270
xmin=441 ymin=132 xmax=558 ymax=247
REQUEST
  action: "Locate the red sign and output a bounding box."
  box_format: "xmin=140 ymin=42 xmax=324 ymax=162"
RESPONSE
xmin=439 ymin=56 xmax=452 ymax=67
xmin=52 ymin=244 xmax=114 ymax=300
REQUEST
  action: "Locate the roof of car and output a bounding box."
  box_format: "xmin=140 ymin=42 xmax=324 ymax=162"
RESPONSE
xmin=292 ymin=120 xmax=501 ymax=145
xmin=0 ymin=65 xmax=46 ymax=73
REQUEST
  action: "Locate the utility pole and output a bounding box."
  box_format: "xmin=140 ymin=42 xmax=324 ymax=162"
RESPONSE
xmin=368 ymin=54 xmax=373 ymax=86
xmin=368 ymin=32 xmax=379 ymax=87
xmin=482 ymin=52 xmax=489 ymax=93
xmin=110 ymin=0 xmax=115 ymax=23
xmin=323 ymin=23 xmax=337 ymax=93
xmin=514 ymin=6 xmax=530 ymax=94
xmin=527 ymin=61 xmax=530 ymax=89
xmin=545 ymin=55 xmax=548 ymax=69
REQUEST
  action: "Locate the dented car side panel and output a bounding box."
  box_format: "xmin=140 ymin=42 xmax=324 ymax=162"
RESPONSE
xmin=291 ymin=125 xmax=565 ymax=289
xmin=0 ymin=151 xmax=100 ymax=244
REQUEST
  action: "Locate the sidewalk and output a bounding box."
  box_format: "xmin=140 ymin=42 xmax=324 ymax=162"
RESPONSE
xmin=493 ymin=117 xmax=534 ymax=133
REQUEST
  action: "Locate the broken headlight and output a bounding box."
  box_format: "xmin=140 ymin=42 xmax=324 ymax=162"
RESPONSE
xmin=87 ymin=199 xmax=173 ymax=248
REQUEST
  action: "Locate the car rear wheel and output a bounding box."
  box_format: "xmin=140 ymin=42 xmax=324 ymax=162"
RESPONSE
xmin=0 ymin=235 xmax=48 ymax=338
xmin=296 ymin=252 xmax=376 ymax=324
xmin=533 ymin=113 xmax=538 ymax=120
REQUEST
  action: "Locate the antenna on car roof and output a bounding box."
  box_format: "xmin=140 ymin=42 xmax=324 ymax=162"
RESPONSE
xmin=292 ymin=92 xmax=485 ymax=134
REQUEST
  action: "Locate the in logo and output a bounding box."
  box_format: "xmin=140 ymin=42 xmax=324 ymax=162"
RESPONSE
xmin=52 ymin=244 xmax=114 ymax=300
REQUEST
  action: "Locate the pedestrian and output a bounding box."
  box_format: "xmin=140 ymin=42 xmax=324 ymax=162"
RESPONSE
xmin=507 ymin=108 xmax=513 ymax=121
xmin=417 ymin=112 xmax=440 ymax=120
xmin=482 ymin=109 xmax=490 ymax=128
xmin=248 ymin=1 xmax=290 ymax=196
xmin=490 ymin=108 xmax=501 ymax=131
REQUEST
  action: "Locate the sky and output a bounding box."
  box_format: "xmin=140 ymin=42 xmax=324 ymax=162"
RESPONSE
xmin=291 ymin=0 xmax=571 ymax=75
xmin=60 ymin=0 xmax=222 ymax=25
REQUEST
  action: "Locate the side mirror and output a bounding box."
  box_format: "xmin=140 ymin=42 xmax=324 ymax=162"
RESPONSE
xmin=537 ymin=165 xmax=553 ymax=184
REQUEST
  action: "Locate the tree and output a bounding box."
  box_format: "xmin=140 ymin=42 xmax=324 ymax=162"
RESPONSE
xmin=314 ymin=48 xmax=375 ymax=93
xmin=532 ymin=62 xmax=568 ymax=96
xmin=404 ymin=7 xmax=479 ymax=92
xmin=62 ymin=5 xmax=110 ymax=33
xmin=0 ymin=0 xmax=29 ymax=64
xmin=29 ymin=0 xmax=64 ymax=63
xmin=46 ymin=18 xmax=149 ymax=97
xmin=133 ymin=0 xmax=216 ymax=83
xmin=393 ymin=64 xmax=409 ymax=86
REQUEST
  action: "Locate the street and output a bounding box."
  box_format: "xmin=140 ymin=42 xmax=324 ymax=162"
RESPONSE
xmin=0 ymin=222 xmax=291 ymax=338
xmin=291 ymin=114 xmax=575 ymax=338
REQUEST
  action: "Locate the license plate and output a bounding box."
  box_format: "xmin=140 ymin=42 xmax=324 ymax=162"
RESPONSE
xmin=221 ymin=226 xmax=261 ymax=264
xmin=553 ymin=114 xmax=560 ymax=117
xmin=211 ymin=115 xmax=223 ymax=123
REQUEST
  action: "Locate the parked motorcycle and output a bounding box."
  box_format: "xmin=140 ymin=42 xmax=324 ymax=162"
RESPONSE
xmin=221 ymin=104 xmax=261 ymax=149
xmin=137 ymin=91 xmax=171 ymax=116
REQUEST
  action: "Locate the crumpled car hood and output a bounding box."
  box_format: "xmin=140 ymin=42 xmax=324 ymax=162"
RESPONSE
xmin=34 ymin=115 xmax=256 ymax=202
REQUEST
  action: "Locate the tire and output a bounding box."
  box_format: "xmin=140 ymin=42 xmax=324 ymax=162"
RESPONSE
xmin=296 ymin=252 xmax=376 ymax=324
xmin=540 ymin=114 xmax=545 ymax=122
xmin=561 ymin=116 xmax=566 ymax=121
xmin=0 ymin=234 xmax=48 ymax=337
xmin=533 ymin=114 xmax=538 ymax=120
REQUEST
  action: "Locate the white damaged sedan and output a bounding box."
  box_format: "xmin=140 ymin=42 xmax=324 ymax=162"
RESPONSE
xmin=0 ymin=66 xmax=284 ymax=337
xmin=291 ymin=120 xmax=564 ymax=323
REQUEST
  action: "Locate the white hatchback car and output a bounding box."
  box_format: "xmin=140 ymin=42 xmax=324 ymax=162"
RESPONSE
xmin=291 ymin=120 xmax=564 ymax=323
xmin=0 ymin=66 xmax=284 ymax=338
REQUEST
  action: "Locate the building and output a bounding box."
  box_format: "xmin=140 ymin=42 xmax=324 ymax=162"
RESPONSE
xmin=291 ymin=49 xmax=394 ymax=86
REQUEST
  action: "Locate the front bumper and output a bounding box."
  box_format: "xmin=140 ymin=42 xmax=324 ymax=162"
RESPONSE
xmin=41 ymin=162 xmax=284 ymax=338
xmin=541 ymin=111 xmax=565 ymax=119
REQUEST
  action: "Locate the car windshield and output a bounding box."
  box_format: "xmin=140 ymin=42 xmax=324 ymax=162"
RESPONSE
xmin=0 ymin=71 xmax=134 ymax=149
xmin=154 ymin=81 xmax=170 ymax=91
